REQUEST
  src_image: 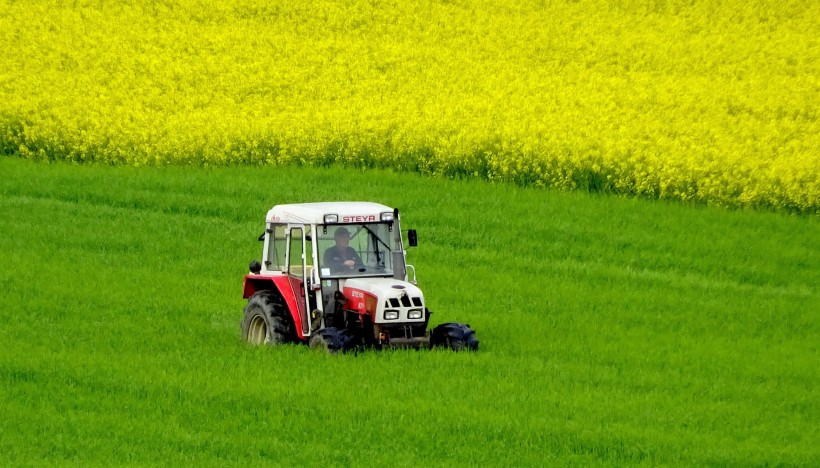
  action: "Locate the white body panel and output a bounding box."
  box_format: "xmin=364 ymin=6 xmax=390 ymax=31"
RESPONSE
xmin=344 ymin=278 xmax=425 ymax=324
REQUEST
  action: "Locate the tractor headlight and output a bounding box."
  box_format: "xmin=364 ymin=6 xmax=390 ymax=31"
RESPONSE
xmin=324 ymin=214 xmax=339 ymax=223
xmin=380 ymin=212 xmax=394 ymax=222
xmin=384 ymin=310 xmax=399 ymax=320
xmin=408 ymin=309 xmax=423 ymax=319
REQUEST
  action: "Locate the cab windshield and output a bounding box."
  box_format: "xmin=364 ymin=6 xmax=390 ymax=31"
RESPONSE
xmin=319 ymin=223 xmax=397 ymax=278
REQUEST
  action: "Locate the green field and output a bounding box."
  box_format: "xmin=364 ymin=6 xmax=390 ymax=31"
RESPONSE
xmin=1 ymin=157 xmax=817 ymax=465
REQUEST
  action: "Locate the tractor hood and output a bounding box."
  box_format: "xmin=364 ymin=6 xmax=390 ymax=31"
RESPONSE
xmin=342 ymin=277 xmax=425 ymax=324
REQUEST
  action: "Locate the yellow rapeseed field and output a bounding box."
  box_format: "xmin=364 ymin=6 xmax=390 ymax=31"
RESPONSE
xmin=1 ymin=0 xmax=817 ymax=212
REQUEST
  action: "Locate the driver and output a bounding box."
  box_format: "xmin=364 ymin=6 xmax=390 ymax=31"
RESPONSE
xmin=323 ymin=227 xmax=363 ymax=272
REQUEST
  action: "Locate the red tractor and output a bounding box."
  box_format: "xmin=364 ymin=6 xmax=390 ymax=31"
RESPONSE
xmin=241 ymin=202 xmax=478 ymax=352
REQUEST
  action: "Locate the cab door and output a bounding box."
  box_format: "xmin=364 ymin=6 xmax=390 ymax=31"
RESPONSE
xmin=287 ymin=225 xmax=312 ymax=335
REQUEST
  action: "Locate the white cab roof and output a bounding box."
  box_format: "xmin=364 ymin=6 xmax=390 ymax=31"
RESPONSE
xmin=266 ymin=202 xmax=394 ymax=224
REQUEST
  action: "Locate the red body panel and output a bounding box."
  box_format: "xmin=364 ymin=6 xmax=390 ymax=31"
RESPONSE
xmin=243 ymin=274 xmax=308 ymax=340
xmin=286 ymin=275 xmax=310 ymax=336
xmin=342 ymin=287 xmax=378 ymax=316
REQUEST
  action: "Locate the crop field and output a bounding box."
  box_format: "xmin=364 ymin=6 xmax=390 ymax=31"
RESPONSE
xmin=1 ymin=0 xmax=818 ymax=212
xmin=0 ymin=157 xmax=818 ymax=465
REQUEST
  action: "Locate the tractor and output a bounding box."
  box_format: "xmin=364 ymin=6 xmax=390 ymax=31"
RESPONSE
xmin=241 ymin=202 xmax=478 ymax=352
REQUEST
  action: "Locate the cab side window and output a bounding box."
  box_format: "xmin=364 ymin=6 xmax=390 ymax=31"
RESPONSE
xmin=288 ymin=227 xmax=304 ymax=276
xmin=266 ymin=224 xmax=287 ymax=272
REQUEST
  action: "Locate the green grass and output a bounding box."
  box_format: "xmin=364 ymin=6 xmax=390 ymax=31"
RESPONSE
xmin=0 ymin=156 xmax=817 ymax=466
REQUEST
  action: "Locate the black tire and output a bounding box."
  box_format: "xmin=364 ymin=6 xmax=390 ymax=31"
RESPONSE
xmin=430 ymin=322 xmax=479 ymax=351
xmin=309 ymin=327 xmax=350 ymax=354
xmin=241 ymin=291 xmax=296 ymax=345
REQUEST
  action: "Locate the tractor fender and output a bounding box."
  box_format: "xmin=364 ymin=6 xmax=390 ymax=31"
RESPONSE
xmin=243 ymin=274 xmax=305 ymax=339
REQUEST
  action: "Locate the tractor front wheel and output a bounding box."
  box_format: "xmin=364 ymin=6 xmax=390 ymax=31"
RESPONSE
xmin=241 ymin=291 xmax=295 ymax=345
xmin=309 ymin=327 xmax=350 ymax=354
xmin=430 ymin=323 xmax=479 ymax=351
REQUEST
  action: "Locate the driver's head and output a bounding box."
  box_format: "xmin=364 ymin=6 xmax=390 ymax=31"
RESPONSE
xmin=334 ymin=227 xmax=350 ymax=246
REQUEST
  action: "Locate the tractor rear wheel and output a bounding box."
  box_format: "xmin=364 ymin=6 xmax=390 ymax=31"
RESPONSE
xmin=309 ymin=327 xmax=349 ymax=354
xmin=241 ymin=291 xmax=295 ymax=345
xmin=430 ymin=323 xmax=479 ymax=351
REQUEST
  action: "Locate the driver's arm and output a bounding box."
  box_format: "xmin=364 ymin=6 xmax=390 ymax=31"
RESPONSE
xmin=348 ymin=247 xmax=363 ymax=266
xmin=323 ymin=247 xmax=342 ymax=271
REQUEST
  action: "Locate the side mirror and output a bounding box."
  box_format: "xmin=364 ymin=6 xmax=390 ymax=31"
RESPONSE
xmin=407 ymin=229 xmax=418 ymax=247
xmin=249 ymin=260 xmax=262 ymax=274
